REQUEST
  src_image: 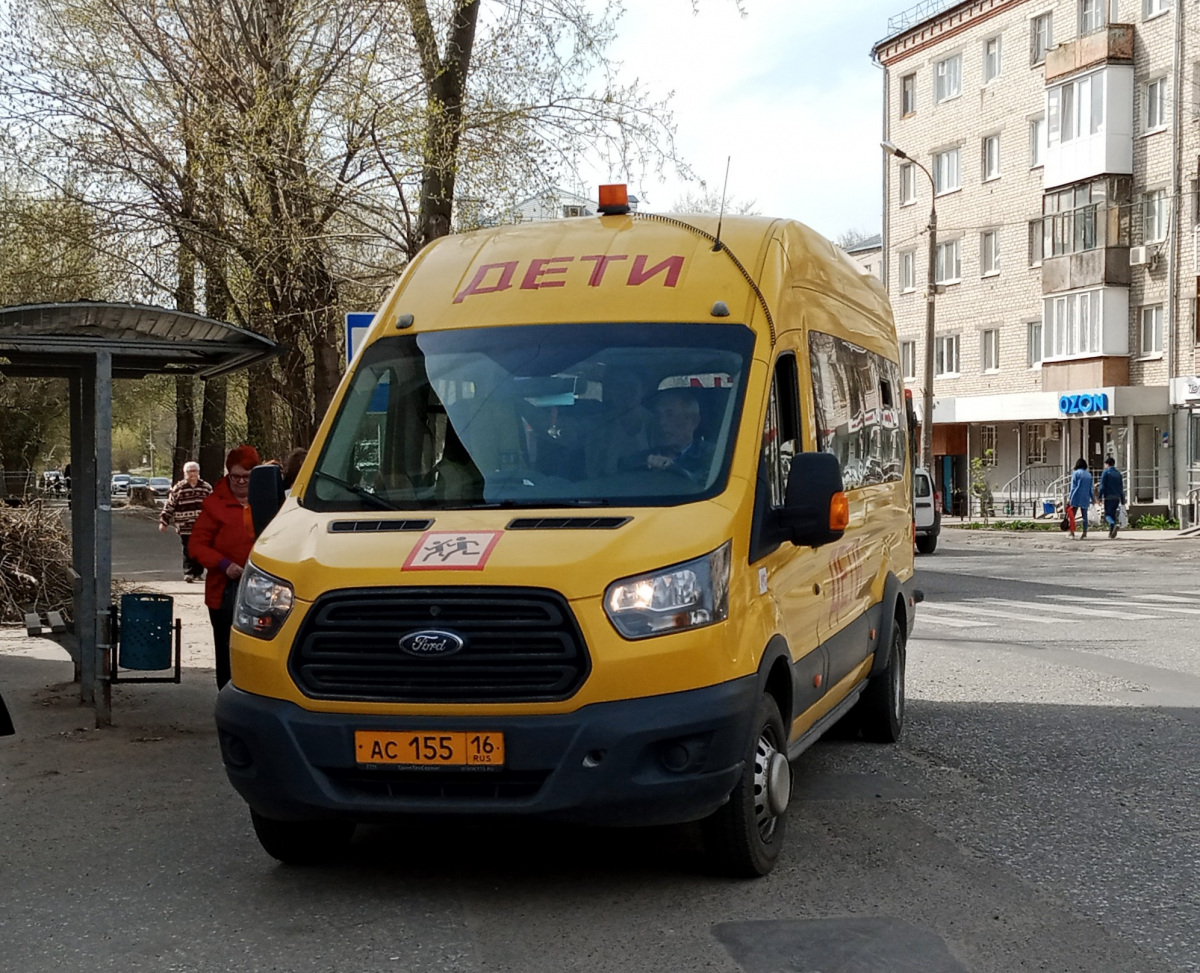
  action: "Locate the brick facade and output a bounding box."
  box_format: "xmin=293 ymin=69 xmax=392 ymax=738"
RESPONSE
xmin=874 ymin=0 xmax=1199 ymax=519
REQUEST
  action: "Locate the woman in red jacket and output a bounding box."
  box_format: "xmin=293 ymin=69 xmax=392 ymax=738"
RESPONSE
xmin=188 ymin=445 xmax=259 ymax=688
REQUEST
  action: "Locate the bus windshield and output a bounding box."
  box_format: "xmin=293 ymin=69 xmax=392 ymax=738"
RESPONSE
xmin=305 ymin=322 xmax=756 ymax=511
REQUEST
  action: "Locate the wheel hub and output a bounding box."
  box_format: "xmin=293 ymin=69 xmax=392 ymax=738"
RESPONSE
xmin=765 ymin=751 xmax=791 ymax=816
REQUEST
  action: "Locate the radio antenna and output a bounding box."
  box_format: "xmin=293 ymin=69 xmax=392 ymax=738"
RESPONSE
xmin=713 ymin=156 xmax=731 ymax=252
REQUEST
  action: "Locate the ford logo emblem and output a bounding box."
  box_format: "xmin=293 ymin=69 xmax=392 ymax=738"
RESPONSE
xmin=398 ymin=630 xmax=465 ymax=657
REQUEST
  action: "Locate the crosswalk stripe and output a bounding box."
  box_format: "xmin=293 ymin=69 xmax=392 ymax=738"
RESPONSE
xmin=914 ymin=615 xmax=990 ymax=630
xmin=987 ymin=598 xmax=1154 ymax=621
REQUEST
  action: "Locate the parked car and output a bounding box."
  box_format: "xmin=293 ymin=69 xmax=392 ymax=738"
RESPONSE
xmin=913 ymin=466 xmax=941 ymax=554
xmin=150 ymin=476 xmax=171 ymax=498
xmin=111 ymin=474 xmax=132 ymax=496
xmin=128 ymin=476 xmax=150 ymax=491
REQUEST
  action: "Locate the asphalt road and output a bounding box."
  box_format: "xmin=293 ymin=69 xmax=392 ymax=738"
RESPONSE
xmin=2 ymin=527 xmax=1198 ymax=972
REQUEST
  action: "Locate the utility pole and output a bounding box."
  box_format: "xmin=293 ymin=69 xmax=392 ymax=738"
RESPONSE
xmin=882 ymin=141 xmax=938 ymax=473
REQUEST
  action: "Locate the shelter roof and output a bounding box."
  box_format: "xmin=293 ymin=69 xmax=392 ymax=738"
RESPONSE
xmin=0 ymin=302 xmax=278 ymax=379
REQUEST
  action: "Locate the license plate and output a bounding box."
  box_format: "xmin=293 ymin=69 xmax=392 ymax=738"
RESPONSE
xmin=354 ymin=730 xmax=505 ymax=768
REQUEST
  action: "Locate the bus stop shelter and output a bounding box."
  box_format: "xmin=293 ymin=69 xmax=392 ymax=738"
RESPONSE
xmin=0 ymin=302 xmax=278 ymax=725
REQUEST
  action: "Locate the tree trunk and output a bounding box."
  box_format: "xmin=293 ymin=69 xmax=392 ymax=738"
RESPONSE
xmin=172 ymin=376 xmax=197 ymax=482
xmin=245 ymin=361 xmax=275 ymax=459
xmin=411 ymin=0 xmax=480 ymax=248
xmin=172 ymin=245 xmax=197 ymax=481
xmin=198 ymin=252 xmax=229 ymax=481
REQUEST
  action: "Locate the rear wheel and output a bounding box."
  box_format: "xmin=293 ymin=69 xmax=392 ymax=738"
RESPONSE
xmin=702 ymin=694 xmax=790 ymax=878
xmin=858 ymin=620 xmax=906 ymax=743
xmin=250 ymin=810 xmax=355 ymax=866
xmin=916 ymin=532 xmax=938 ymax=554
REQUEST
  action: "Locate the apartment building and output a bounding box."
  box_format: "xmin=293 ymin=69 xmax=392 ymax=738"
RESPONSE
xmin=873 ymin=0 xmax=1200 ymax=521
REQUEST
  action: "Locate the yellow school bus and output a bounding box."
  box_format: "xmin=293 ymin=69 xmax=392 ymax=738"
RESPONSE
xmin=217 ymin=187 xmax=918 ymax=876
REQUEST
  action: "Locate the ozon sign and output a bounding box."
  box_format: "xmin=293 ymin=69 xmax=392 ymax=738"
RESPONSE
xmin=1058 ymin=391 xmax=1110 ymax=415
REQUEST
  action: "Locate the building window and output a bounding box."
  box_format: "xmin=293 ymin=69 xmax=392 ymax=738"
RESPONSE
xmin=1140 ymin=305 xmax=1164 ymax=355
xmin=901 ymin=73 xmax=916 ymax=115
xmin=984 ymin=37 xmax=1002 ymax=83
xmin=982 ymin=134 xmax=1001 ymax=181
xmin=1079 ymin=0 xmax=1105 ymax=35
xmin=980 ymin=425 xmax=998 ymax=465
xmin=1031 ymin=13 xmax=1052 ymax=65
xmin=1025 ymin=422 xmax=1050 ymax=465
xmin=933 ymin=148 xmax=960 ymax=194
xmin=935 ymin=334 xmax=960 ymax=377
xmin=1043 ymin=289 xmax=1103 ymax=358
xmin=980 ymin=230 xmax=1000 ymax=276
xmin=1144 ymin=0 xmax=1171 ymax=19
xmin=562 ymin=205 xmax=586 ymax=218
xmin=981 ymin=329 xmax=1000 ymax=372
xmin=900 ymin=250 xmax=916 ymax=292
xmin=1145 ymin=77 xmax=1167 ymax=132
xmin=935 ymin=54 xmax=962 ymax=102
xmin=935 ymin=239 xmax=961 ymax=283
xmin=1143 ymin=188 xmax=1167 ymax=243
xmin=1027 ymin=321 xmax=1044 ymax=366
xmin=899 ymin=163 xmax=916 ymax=205
xmin=1048 ymin=71 xmax=1106 ymax=145
xmin=1028 ymin=220 xmax=1044 ymax=266
xmin=901 ymin=341 xmax=917 ymax=379
xmin=1029 ymin=115 xmax=1045 ymax=167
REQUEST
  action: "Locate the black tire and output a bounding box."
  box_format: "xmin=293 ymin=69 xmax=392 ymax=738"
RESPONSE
xmin=915 ymin=532 xmax=938 ymax=554
xmin=858 ymin=621 xmax=906 ymax=743
xmin=702 ymin=694 xmax=790 ymax=878
xmin=250 ymin=810 xmax=355 ymax=866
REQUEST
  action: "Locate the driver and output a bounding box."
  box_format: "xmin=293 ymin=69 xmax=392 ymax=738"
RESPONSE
xmin=627 ymin=387 xmax=714 ymax=479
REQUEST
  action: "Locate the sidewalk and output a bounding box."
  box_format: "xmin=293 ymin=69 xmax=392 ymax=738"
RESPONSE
xmin=942 ymin=524 xmax=1200 ymax=556
xmin=0 ymin=579 xmax=220 ymax=742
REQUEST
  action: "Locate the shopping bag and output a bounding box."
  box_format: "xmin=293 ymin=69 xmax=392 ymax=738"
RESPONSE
xmin=1058 ymin=515 xmax=1070 ymax=532
xmin=1067 ymin=506 xmax=1076 ymax=532
xmin=1118 ymin=504 xmax=1129 ymax=529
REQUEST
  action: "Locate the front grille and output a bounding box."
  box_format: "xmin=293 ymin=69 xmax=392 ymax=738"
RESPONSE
xmin=325 ymin=768 xmax=548 ymax=800
xmin=290 ymin=587 xmax=590 ymax=703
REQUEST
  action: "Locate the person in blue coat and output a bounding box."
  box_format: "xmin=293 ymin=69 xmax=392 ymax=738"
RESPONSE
xmin=1098 ymin=455 xmax=1126 ymax=539
xmin=1068 ymin=457 xmax=1095 ymax=539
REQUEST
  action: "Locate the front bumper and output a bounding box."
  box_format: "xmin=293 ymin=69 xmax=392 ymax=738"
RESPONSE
xmin=215 ymin=676 xmax=758 ymax=827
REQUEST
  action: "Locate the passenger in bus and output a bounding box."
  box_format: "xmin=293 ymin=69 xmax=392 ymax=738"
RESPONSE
xmin=585 ymin=372 xmax=651 ymax=477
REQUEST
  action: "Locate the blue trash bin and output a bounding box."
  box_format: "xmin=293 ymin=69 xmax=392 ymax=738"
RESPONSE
xmin=118 ymin=594 xmax=174 ymax=670
xmin=1042 ymin=500 xmax=1055 ymax=517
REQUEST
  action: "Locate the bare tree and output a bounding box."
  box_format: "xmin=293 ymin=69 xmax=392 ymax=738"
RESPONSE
xmin=1 ymin=0 xmax=686 ymax=448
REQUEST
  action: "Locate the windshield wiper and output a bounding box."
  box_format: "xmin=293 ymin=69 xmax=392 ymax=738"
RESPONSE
xmin=309 ymin=469 xmax=402 ymax=511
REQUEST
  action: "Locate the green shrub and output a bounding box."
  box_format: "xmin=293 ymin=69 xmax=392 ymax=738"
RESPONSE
xmin=1132 ymin=514 xmax=1179 ymax=530
xmin=957 ymin=519 xmax=1058 ymax=532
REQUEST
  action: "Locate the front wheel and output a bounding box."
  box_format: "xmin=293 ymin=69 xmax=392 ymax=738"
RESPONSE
xmin=858 ymin=621 xmax=906 ymax=743
xmin=250 ymin=810 xmax=355 ymax=866
xmin=702 ymin=694 xmax=791 ymax=878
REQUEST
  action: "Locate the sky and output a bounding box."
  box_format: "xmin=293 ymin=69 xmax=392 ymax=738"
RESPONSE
xmin=588 ymin=0 xmax=908 ymax=242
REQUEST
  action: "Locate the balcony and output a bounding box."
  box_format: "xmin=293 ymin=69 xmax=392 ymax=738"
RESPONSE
xmin=1043 ymin=65 xmax=1134 ymax=189
xmin=1042 ymin=247 xmax=1129 ymax=292
xmin=1044 ymin=24 xmax=1133 ymax=83
xmin=1041 ymin=356 xmax=1130 ymax=391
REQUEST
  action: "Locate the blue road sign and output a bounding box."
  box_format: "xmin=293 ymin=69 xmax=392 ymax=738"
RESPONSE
xmin=345 ymin=312 xmax=376 ymax=366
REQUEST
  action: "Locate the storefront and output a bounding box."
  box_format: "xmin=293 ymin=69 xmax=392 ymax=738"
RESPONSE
xmin=1169 ymin=376 xmax=1200 ymax=523
xmin=922 ymin=385 xmax=1171 ymax=517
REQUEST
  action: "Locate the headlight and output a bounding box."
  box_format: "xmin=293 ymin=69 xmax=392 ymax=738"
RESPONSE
xmin=604 ymin=541 xmax=731 ymax=640
xmin=233 ymin=562 xmax=295 ymax=640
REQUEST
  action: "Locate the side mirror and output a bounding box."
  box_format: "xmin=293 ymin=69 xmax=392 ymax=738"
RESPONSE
xmin=777 ymin=451 xmax=848 ymax=548
xmin=248 ymin=464 xmax=286 ymax=537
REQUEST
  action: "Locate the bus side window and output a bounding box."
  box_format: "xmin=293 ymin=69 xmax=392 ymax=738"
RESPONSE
xmin=763 ymin=354 xmax=801 ymax=508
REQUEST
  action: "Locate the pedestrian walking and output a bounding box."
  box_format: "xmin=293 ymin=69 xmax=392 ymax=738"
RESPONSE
xmin=1068 ymin=457 xmax=1094 ymax=540
xmin=188 ymin=445 xmax=259 ymax=689
xmin=158 ymin=461 xmax=213 ymax=581
xmin=1098 ymin=455 xmax=1126 ymax=539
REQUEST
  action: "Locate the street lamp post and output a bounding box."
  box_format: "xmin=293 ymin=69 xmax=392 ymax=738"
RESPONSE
xmin=882 ymin=140 xmax=937 ymax=474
